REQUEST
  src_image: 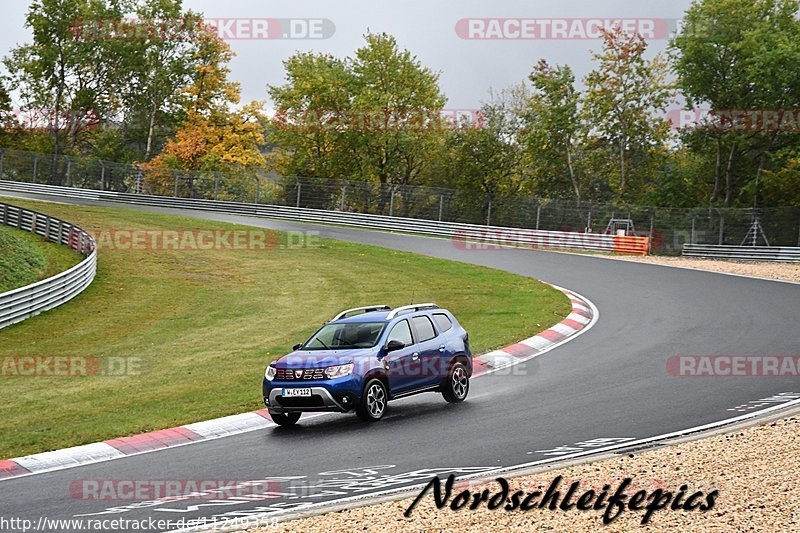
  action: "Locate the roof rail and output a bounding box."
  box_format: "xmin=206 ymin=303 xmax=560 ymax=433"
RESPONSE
xmin=386 ymin=303 xmax=438 ymax=320
xmin=332 ymin=305 xmax=392 ymax=321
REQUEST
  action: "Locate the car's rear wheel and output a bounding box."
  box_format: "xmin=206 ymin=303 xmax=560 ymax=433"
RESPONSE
xmin=269 ymin=411 xmax=301 ymax=426
xmin=356 ymin=378 xmax=387 ymax=421
xmin=442 ymin=361 xmax=469 ymax=403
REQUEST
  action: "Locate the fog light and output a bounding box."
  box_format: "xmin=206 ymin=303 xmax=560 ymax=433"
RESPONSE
xmin=264 ymin=396 xmax=270 ymax=406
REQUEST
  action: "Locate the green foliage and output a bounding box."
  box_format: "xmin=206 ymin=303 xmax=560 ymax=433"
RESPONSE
xmin=122 ymin=0 xmax=202 ymax=160
xmin=433 ymin=86 xmax=527 ymax=221
xmin=584 ymin=27 xmax=674 ymax=202
xmin=268 ymin=33 xmax=447 ymax=214
xmin=670 ymin=0 xmax=800 ymax=207
xmin=268 ymin=52 xmax=355 ymax=180
xmin=523 ymin=61 xmax=584 ymax=202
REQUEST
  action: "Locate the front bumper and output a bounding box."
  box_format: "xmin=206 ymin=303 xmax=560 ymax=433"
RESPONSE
xmin=263 ymin=378 xmax=362 ymax=413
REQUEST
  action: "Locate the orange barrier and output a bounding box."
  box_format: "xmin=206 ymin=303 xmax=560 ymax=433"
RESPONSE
xmin=613 ymin=235 xmax=649 ymax=255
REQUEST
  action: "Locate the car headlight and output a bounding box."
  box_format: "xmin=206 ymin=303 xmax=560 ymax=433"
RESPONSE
xmin=265 ymin=365 xmax=276 ymax=381
xmin=324 ymin=363 xmax=354 ymax=379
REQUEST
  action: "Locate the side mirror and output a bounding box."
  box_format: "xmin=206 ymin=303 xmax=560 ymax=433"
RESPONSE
xmin=292 ymin=343 xmax=303 ymax=351
xmin=386 ymin=340 xmax=405 ymax=352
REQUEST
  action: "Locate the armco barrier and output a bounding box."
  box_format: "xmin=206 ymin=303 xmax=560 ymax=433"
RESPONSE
xmin=0 ymin=202 xmax=97 ymax=329
xmin=683 ymin=243 xmax=800 ymax=262
xmin=0 ymin=179 xmax=649 ymax=255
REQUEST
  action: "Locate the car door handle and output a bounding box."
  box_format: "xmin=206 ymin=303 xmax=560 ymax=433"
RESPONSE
xmin=438 ymin=345 xmax=446 ymax=352
xmin=412 ymin=352 xmax=420 ymax=360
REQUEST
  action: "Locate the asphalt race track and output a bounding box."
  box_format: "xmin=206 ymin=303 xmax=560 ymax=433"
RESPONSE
xmin=1 ymin=192 xmax=799 ymax=532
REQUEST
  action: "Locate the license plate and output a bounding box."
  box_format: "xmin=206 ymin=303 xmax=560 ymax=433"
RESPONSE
xmin=282 ymin=388 xmax=312 ymax=397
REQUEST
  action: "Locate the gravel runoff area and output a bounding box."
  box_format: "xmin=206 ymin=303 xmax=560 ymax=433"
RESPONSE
xmin=242 ymin=260 xmax=800 ymax=533
xmin=247 ymin=417 xmax=799 ymax=532
xmin=614 ymin=255 xmax=800 ymax=283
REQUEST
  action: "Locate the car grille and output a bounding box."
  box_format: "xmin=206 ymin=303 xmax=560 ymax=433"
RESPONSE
xmin=275 ymin=368 xmax=326 ymax=380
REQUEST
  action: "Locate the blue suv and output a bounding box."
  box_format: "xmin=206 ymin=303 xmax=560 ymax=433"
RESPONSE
xmin=263 ymin=304 xmax=472 ymax=425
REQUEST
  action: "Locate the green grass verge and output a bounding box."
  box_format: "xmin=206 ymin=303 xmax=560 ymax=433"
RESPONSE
xmin=0 ymin=197 xmax=570 ymax=458
xmin=0 ymin=224 xmax=82 ymax=293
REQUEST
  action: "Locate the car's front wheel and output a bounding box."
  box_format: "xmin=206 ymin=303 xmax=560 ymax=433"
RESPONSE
xmin=356 ymin=378 xmax=388 ymax=421
xmin=269 ymin=411 xmax=301 ymax=426
xmin=442 ymin=361 xmax=469 ymax=403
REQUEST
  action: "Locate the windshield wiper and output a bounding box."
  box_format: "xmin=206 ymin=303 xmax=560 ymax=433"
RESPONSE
xmin=313 ymin=337 xmax=331 ymax=350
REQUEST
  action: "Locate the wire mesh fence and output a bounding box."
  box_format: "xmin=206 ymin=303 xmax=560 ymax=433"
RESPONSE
xmin=1 ymin=147 xmax=798 ymax=255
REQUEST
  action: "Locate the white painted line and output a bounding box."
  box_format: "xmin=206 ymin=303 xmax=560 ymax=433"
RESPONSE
xmin=13 ymin=442 xmax=125 ymax=474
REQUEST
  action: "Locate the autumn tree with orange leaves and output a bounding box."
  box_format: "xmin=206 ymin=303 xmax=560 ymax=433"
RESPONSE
xmin=141 ymin=28 xmax=266 ymax=198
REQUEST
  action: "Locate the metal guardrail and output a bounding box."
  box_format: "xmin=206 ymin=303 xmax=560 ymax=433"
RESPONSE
xmin=0 ymin=179 xmax=649 ymax=255
xmin=0 ymin=202 xmax=97 ymax=329
xmin=683 ymin=244 xmax=800 ymax=262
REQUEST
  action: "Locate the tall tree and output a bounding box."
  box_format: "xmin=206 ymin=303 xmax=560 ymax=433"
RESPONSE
xmin=524 ymin=60 xmax=584 ymax=203
xmin=350 ymin=33 xmax=446 ymax=213
xmin=142 ymin=31 xmax=266 ymax=193
xmin=123 ymin=0 xmax=200 ymax=160
xmin=440 ymin=87 xmax=526 ymax=222
xmin=267 ymin=33 xmax=447 ymax=214
xmin=268 ymin=52 xmax=355 ymax=181
xmin=3 ymin=0 xmax=128 ymax=183
xmin=584 ymin=27 xmax=673 ymax=201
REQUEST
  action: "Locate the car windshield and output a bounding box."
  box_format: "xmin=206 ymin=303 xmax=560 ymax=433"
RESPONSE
xmin=304 ymin=322 xmax=386 ymax=350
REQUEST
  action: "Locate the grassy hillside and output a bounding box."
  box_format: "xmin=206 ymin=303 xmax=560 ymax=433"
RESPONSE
xmin=0 ymin=223 xmax=82 ymax=293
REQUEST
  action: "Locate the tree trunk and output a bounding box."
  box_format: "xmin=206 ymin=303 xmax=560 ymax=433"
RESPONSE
xmin=752 ymin=132 xmax=778 ymax=209
xmin=50 ymin=55 xmax=66 ymax=185
xmin=618 ymin=137 xmax=626 ymax=195
xmin=710 ymin=135 xmax=722 ymax=204
xmin=724 ymin=142 xmax=737 ymax=207
xmin=565 ymin=138 xmax=580 ymax=205
xmin=144 ymin=96 xmax=158 ymax=160
xmin=375 ymin=144 xmax=390 ymax=214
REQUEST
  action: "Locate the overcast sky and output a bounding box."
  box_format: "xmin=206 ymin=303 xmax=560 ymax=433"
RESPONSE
xmin=0 ymin=0 xmax=695 ymax=109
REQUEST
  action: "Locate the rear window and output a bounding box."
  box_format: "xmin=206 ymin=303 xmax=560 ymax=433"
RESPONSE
xmin=411 ymin=316 xmax=437 ymax=342
xmin=432 ymin=313 xmax=453 ymax=332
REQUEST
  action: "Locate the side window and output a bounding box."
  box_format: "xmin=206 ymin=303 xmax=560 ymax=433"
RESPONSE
xmin=411 ymin=316 xmax=437 ymax=342
xmin=387 ymin=320 xmax=413 ymax=346
xmin=432 ymin=313 xmax=453 ymax=333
